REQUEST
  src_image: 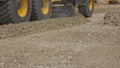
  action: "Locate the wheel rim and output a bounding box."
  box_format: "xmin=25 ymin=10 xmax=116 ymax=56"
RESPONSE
xmin=41 ymin=0 xmax=49 ymax=15
xmin=17 ymin=0 xmax=28 ymax=17
xmin=88 ymin=0 xmax=93 ymax=11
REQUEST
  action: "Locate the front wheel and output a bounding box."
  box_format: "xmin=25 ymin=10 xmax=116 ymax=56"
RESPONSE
xmin=30 ymin=0 xmax=52 ymax=20
xmin=0 ymin=0 xmax=32 ymax=24
xmin=78 ymin=0 xmax=94 ymax=17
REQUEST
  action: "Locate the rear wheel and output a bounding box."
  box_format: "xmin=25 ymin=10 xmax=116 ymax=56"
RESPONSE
xmin=30 ymin=0 xmax=52 ymax=20
xmin=78 ymin=0 xmax=94 ymax=17
xmin=0 ymin=0 xmax=31 ymax=24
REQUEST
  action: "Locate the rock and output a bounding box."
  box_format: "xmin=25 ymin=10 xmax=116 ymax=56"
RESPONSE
xmin=102 ymin=10 xmax=120 ymax=26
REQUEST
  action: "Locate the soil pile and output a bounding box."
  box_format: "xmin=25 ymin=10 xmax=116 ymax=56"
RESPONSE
xmin=102 ymin=10 xmax=120 ymax=26
xmin=0 ymin=16 xmax=88 ymax=39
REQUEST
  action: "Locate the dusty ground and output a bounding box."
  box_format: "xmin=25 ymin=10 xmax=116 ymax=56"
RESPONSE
xmin=94 ymin=5 xmax=120 ymax=13
xmin=0 ymin=5 xmax=120 ymax=68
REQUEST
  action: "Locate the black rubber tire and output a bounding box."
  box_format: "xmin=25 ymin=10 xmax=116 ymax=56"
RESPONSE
xmin=0 ymin=0 xmax=32 ymax=24
xmin=78 ymin=0 xmax=94 ymax=17
xmin=30 ymin=0 xmax=52 ymax=21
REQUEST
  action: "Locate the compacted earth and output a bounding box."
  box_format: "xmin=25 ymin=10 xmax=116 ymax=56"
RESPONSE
xmin=0 ymin=5 xmax=120 ymax=68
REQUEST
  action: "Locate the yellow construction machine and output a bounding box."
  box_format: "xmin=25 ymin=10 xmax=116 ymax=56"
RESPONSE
xmin=0 ymin=0 xmax=94 ymax=24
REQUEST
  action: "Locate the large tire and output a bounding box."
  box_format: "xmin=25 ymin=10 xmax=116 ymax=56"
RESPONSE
xmin=0 ymin=0 xmax=31 ymax=24
xmin=30 ymin=0 xmax=52 ymax=20
xmin=78 ymin=0 xmax=94 ymax=17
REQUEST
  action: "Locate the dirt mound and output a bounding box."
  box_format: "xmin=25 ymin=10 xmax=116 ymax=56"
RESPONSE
xmin=102 ymin=10 xmax=120 ymax=26
xmin=0 ymin=16 xmax=89 ymax=39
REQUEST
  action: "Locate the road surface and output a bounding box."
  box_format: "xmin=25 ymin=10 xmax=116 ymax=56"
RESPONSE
xmin=0 ymin=5 xmax=120 ymax=68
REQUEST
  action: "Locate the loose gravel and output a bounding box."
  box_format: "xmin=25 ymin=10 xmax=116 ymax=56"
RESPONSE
xmin=0 ymin=16 xmax=88 ymax=39
xmin=0 ymin=5 xmax=120 ymax=68
xmin=102 ymin=10 xmax=120 ymax=26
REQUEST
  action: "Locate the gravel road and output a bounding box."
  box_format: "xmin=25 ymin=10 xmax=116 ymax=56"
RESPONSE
xmin=0 ymin=5 xmax=120 ymax=68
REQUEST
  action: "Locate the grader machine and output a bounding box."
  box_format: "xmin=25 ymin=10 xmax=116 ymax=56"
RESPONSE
xmin=0 ymin=0 xmax=94 ymax=24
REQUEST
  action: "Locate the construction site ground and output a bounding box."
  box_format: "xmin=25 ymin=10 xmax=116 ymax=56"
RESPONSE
xmin=0 ymin=5 xmax=120 ymax=68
